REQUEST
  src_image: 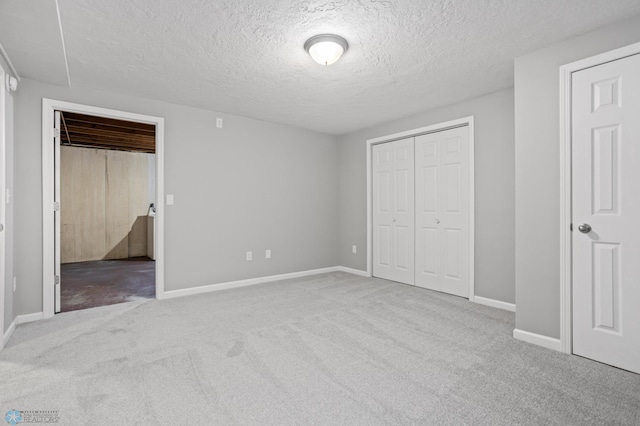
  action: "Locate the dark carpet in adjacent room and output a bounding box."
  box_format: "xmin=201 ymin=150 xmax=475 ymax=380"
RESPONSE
xmin=60 ymin=257 xmax=155 ymax=312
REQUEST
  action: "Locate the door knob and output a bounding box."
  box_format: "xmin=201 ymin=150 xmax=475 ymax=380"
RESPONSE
xmin=392 ymin=218 xmax=396 ymax=223
xmin=435 ymin=219 xmax=440 ymax=224
xmin=578 ymin=223 xmax=592 ymax=234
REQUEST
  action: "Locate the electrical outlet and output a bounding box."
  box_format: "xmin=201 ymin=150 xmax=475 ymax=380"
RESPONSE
xmin=13 ymin=277 xmax=17 ymax=292
xmin=216 ymin=118 xmax=223 ymax=128
xmin=246 ymin=251 xmax=252 ymax=261
xmin=352 ymin=245 xmax=357 ymax=254
xmin=265 ymin=249 xmax=271 ymax=259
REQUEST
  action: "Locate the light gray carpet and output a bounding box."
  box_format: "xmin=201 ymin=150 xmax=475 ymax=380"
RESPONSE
xmin=1 ymin=272 xmax=639 ymax=425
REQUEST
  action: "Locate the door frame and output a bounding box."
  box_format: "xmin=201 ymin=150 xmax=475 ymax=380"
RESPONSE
xmin=366 ymin=116 xmax=475 ymax=300
xmin=0 ymin=66 xmax=6 ymax=342
xmin=559 ymin=41 xmax=640 ymax=354
xmin=42 ymin=99 xmax=165 ymax=319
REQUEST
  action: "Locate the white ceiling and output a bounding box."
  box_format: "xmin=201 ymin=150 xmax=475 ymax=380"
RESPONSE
xmin=0 ymin=0 xmax=69 ymax=86
xmin=2 ymin=0 xmax=640 ymax=135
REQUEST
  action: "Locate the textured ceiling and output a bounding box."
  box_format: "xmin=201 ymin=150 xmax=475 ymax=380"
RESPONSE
xmin=3 ymin=0 xmax=640 ymax=135
xmin=0 ymin=0 xmax=69 ymax=86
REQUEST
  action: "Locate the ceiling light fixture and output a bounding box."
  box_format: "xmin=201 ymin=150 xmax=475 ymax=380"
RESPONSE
xmin=304 ymin=34 xmax=348 ymax=66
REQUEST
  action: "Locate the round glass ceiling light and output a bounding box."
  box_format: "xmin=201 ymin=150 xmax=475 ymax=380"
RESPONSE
xmin=304 ymin=34 xmax=349 ymax=66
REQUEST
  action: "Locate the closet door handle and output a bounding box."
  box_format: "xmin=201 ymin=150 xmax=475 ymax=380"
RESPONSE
xmin=435 ymin=219 xmax=440 ymax=224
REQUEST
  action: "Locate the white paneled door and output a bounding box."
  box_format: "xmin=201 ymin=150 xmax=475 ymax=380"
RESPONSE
xmin=372 ymin=138 xmax=415 ymax=285
xmin=572 ymin=53 xmax=640 ymax=374
xmin=415 ymin=127 xmax=470 ymax=297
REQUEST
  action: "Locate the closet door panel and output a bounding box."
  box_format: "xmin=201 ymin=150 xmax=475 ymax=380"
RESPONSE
xmin=373 ymin=138 xmax=415 ymax=285
xmin=416 ymin=136 xmax=439 ymax=289
xmin=416 ymin=127 xmax=470 ymax=297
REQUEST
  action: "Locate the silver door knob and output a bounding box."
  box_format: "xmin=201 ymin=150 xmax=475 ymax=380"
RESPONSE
xmin=392 ymin=218 xmax=396 ymax=223
xmin=578 ymin=223 xmax=592 ymax=233
xmin=435 ymin=219 xmax=440 ymax=224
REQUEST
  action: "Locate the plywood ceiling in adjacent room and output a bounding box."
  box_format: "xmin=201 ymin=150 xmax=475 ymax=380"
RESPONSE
xmin=59 ymin=111 xmax=156 ymax=153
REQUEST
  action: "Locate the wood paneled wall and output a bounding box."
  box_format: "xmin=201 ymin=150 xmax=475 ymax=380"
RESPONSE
xmin=61 ymin=146 xmax=152 ymax=263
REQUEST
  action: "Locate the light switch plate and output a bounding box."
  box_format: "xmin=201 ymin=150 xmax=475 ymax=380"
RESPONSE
xmin=166 ymin=194 xmax=174 ymax=205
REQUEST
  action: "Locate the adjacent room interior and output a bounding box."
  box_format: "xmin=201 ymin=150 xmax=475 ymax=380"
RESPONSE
xmin=57 ymin=111 xmax=156 ymax=312
xmin=0 ymin=1 xmax=639 ymax=424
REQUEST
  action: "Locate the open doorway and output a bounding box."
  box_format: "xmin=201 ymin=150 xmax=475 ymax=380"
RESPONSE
xmin=57 ymin=111 xmax=156 ymax=312
xmin=42 ymin=99 xmax=165 ymax=319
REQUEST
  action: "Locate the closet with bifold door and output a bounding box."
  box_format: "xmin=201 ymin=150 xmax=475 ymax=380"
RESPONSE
xmin=372 ymin=125 xmax=471 ymax=298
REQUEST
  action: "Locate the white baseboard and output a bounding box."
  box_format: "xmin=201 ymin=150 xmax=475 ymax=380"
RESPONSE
xmin=16 ymin=312 xmax=44 ymax=324
xmin=2 ymin=312 xmax=45 ymax=349
xmin=2 ymin=320 xmax=16 ymax=348
xmin=336 ymin=266 xmax=369 ymax=277
xmin=513 ymin=328 xmax=562 ymax=352
xmin=162 ymin=267 xmax=341 ymax=299
xmin=474 ymin=296 xmax=516 ymax=312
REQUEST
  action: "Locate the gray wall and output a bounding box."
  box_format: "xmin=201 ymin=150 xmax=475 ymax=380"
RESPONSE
xmin=14 ymin=79 xmax=338 ymax=316
xmin=514 ymin=15 xmax=640 ymax=338
xmin=338 ymin=88 xmax=515 ymax=304
xmin=2 ymin=68 xmax=14 ymax=332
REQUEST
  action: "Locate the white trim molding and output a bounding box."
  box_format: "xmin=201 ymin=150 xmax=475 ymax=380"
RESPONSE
xmin=54 ymin=0 xmax=71 ymax=87
xmin=2 ymin=320 xmax=15 ymax=347
xmin=2 ymin=312 xmax=45 ymax=349
xmin=513 ymin=329 xmax=562 ymax=352
xmin=42 ymin=99 xmax=165 ymax=318
xmin=366 ymin=116 xmax=476 ymax=300
xmin=0 ymin=64 xmax=6 ymax=346
xmin=0 ymin=40 xmax=20 ymax=81
xmin=558 ymin=41 xmax=640 ymax=355
xmin=162 ymin=267 xmax=341 ymax=299
xmin=336 ymin=266 xmax=369 ymax=277
xmin=16 ymin=312 xmax=44 ymax=324
xmin=473 ymin=296 xmax=515 ymax=312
